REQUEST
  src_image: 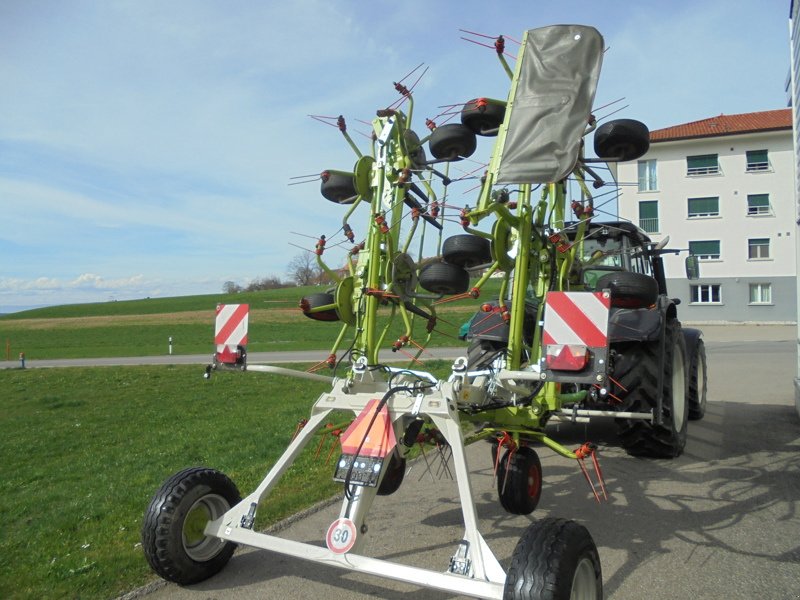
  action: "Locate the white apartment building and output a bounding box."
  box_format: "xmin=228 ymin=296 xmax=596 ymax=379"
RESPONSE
xmin=615 ymin=108 xmax=796 ymax=323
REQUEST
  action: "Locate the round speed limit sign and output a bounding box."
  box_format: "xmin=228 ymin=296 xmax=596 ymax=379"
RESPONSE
xmin=325 ymin=518 xmax=357 ymax=554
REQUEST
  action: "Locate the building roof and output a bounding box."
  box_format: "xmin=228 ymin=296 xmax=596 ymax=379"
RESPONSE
xmin=650 ymin=108 xmax=792 ymax=142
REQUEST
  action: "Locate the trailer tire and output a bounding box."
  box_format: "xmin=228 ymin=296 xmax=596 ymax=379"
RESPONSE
xmin=418 ymin=262 xmax=470 ymax=295
xmin=687 ymin=338 xmax=707 ymax=420
xmin=428 ymin=123 xmax=477 ymax=160
xmin=504 ymin=518 xmax=602 ymax=600
xmin=377 ymin=452 xmax=406 ymax=496
xmin=497 ymin=447 xmax=542 ymax=515
xmin=142 ymin=467 xmax=241 ymax=585
xmin=442 ymin=234 xmax=492 ymax=268
xmin=612 ymin=319 xmax=688 ymax=458
xmin=595 ymin=271 xmax=658 ymax=308
xmin=461 ymin=97 xmax=506 ymax=136
xmin=593 ymin=118 xmax=650 ymax=162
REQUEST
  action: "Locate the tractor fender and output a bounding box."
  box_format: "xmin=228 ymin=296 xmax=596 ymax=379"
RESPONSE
xmin=608 ymin=306 xmax=662 ymax=343
xmin=681 ymin=327 xmax=704 ymax=356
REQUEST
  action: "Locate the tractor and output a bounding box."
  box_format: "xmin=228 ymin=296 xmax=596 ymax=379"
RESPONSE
xmin=142 ymin=24 xmax=705 ymax=600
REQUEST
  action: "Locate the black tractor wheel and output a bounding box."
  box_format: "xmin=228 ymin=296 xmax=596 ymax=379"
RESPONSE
xmin=442 ymin=234 xmax=492 ymax=268
xmin=497 ymin=446 xmax=542 ymax=516
xmin=418 ymin=262 xmax=470 ymax=295
xmin=595 ymin=271 xmax=659 ymax=309
xmin=504 ymin=518 xmax=602 ymax=600
xmin=687 ymin=337 xmax=707 ymax=420
xmin=320 ymin=170 xmax=358 ymax=204
xmin=593 ymin=118 xmax=650 ymax=162
xmin=300 ymin=292 xmax=339 ymax=322
xmin=611 ymin=319 xmax=689 ymax=458
xmin=377 ymin=452 xmax=406 ymax=496
xmin=428 ymin=123 xmax=477 ymax=160
xmin=142 ymin=467 xmax=241 ymax=585
xmin=460 ymin=97 xmax=506 ymax=136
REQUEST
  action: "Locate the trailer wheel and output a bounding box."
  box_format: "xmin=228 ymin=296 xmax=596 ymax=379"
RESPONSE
xmin=442 ymin=234 xmax=492 ymax=268
xmin=377 ymin=452 xmax=406 ymax=496
xmin=320 ymin=170 xmax=357 ymax=204
xmin=504 ymin=518 xmax=602 ymax=600
xmin=142 ymin=467 xmax=241 ymax=585
xmin=461 ymin=97 xmax=506 ymax=136
xmin=418 ymin=262 xmax=470 ymax=295
xmin=428 ymin=123 xmax=477 ymax=160
xmin=612 ymin=319 xmax=688 ymax=458
xmin=595 ymin=271 xmax=658 ymax=308
xmin=687 ymin=338 xmax=707 ymax=420
xmin=300 ymin=292 xmax=339 ymax=322
xmin=497 ymin=447 xmax=542 ymax=515
xmin=593 ymin=118 xmax=650 ymax=162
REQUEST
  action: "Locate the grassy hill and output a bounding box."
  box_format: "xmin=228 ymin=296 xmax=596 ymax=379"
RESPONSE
xmin=0 ymin=285 xmax=491 ymax=360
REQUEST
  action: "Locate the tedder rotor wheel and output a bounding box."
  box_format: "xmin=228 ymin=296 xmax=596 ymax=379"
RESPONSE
xmin=442 ymin=234 xmax=492 ymax=268
xmin=300 ymin=292 xmax=340 ymax=322
xmin=142 ymin=467 xmax=241 ymax=585
xmin=428 ymin=123 xmax=478 ymax=161
xmin=320 ymin=170 xmax=358 ymax=204
xmin=418 ymin=262 xmax=470 ymax=295
xmin=504 ymin=518 xmax=602 ymax=600
xmin=687 ymin=337 xmax=707 ymax=420
xmin=496 ymin=446 xmax=542 ymax=516
xmin=612 ymin=319 xmax=689 ymax=458
xmin=595 ymin=271 xmax=659 ymax=309
xmin=460 ymin=97 xmax=506 ymax=136
xmin=377 ymin=452 xmax=406 ymax=496
xmin=593 ymin=118 xmax=650 ymax=163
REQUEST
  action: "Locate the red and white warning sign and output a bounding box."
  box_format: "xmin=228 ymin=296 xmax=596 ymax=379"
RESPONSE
xmin=214 ymin=304 xmax=249 ymax=363
xmin=542 ymin=292 xmax=610 ymax=348
xmin=326 ymin=518 xmax=357 ymax=554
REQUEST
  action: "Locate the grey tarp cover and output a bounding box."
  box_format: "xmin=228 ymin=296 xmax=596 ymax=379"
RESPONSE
xmin=496 ymin=25 xmax=604 ymax=184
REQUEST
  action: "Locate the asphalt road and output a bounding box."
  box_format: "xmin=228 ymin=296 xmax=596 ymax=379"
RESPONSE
xmin=113 ymin=326 xmax=800 ymax=600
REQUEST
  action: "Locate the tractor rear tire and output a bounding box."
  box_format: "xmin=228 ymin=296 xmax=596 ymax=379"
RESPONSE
xmin=428 ymin=123 xmax=477 ymax=160
xmin=418 ymin=262 xmax=470 ymax=295
xmin=504 ymin=518 xmax=602 ymax=600
xmin=142 ymin=467 xmax=241 ymax=585
xmin=612 ymin=319 xmax=688 ymax=458
xmin=442 ymin=234 xmax=492 ymax=268
xmin=497 ymin=446 xmax=542 ymax=516
xmin=593 ymin=118 xmax=650 ymax=162
xmin=596 ymin=271 xmax=658 ymax=309
xmin=460 ymin=98 xmax=506 ymax=136
xmin=687 ymin=338 xmax=707 ymax=420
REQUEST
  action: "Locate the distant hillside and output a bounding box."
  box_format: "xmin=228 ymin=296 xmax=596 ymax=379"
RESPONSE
xmin=0 ymin=287 xmax=316 ymax=320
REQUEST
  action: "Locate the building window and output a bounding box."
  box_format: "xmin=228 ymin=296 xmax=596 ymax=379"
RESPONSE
xmin=748 ymin=238 xmax=770 ymax=259
xmin=687 ymin=154 xmax=720 ymax=176
xmin=690 ymin=284 xmax=722 ymax=304
xmin=638 ymin=200 xmax=659 ymax=233
xmin=746 ymin=193 xmax=771 ymax=216
xmin=689 ymin=240 xmax=721 ymax=260
xmin=638 ymin=159 xmax=657 ymax=191
xmin=746 ymin=149 xmax=769 ymax=172
xmin=749 ymin=283 xmax=772 ymax=304
xmin=687 ymin=196 xmax=719 ymax=218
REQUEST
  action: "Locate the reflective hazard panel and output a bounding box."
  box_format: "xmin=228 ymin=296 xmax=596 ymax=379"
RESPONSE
xmin=543 ymin=292 xmax=610 ymax=383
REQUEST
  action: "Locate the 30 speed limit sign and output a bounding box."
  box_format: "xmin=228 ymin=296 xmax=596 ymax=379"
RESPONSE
xmin=326 ymin=518 xmax=357 ymax=554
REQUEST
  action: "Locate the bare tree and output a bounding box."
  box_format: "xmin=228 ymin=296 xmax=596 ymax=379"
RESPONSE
xmin=287 ymin=252 xmax=324 ymax=286
xmin=223 ymin=281 xmax=242 ymax=294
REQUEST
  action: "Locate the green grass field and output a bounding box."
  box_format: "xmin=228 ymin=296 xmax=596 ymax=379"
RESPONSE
xmin=0 ymin=364 xmax=343 ymax=599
